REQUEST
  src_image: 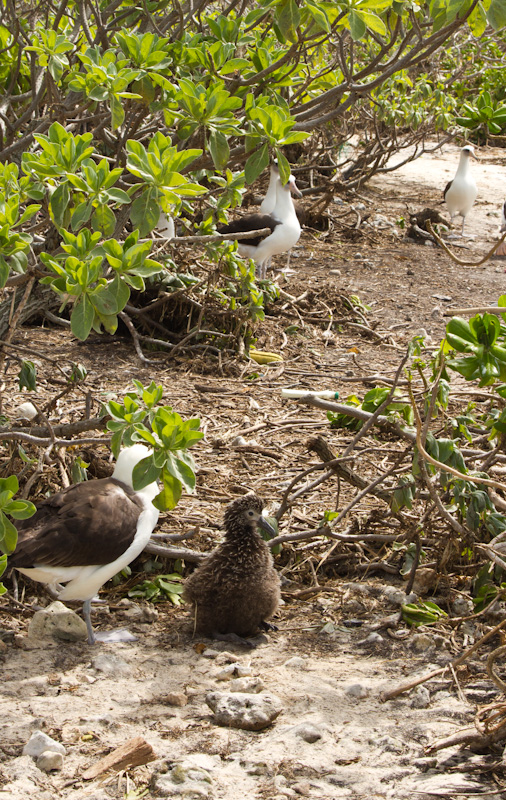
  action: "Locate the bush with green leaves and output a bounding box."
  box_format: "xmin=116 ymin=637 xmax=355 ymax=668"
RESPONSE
xmin=106 ymin=380 xmax=203 ymax=511
xmin=0 ymin=477 xmax=35 ymax=596
xmin=0 ymin=0 xmax=504 ymax=346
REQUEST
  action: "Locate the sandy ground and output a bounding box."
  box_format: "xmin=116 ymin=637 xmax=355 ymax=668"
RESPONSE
xmin=1 ymin=142 xmax=506 ymax=800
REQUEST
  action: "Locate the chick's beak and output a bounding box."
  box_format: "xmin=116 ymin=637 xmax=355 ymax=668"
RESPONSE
xmin=257 ymin=514 xmax=277 ymax=539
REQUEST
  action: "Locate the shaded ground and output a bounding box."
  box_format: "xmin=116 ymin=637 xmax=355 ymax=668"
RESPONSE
xmin=1 ymin=142 xmax=506 ymax=800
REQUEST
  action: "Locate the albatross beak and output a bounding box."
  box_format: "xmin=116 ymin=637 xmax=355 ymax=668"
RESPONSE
xmin=288 ymin=175 xmax=303 ymax=198
xmin=257 ymin=514 xmax=277 ymax=539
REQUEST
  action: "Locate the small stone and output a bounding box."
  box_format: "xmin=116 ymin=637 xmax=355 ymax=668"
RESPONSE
xmin=23 ymin=731 xmax=66 ymax=758
xmin=28 ymin=601 xmax=87 ymax=642
xmin=201 ymin=648 xmax=221 ymax=659
xmin=36 ymin=750 xmax=63 ymax=772
xmin=292 ymin=780 xmax=312 ymax=796
xmin=151 ymin=754 xmax=218 ymax=798
xmin=206 ymin=691 xmax=283 ymax=730
xmin=215 ymin=662 xmax=252 ymax=680
xmin=451 ymin=596 xmax=473 ymax=617
xmin=410 ymin=633 xmax=434 ymax=653
xmin=358 ymin=632 xmax=384 ymax=645
xmin=410 ymin=686 xmax=431 ymax=709
xmin=344 ymin=683 xmax=369 ymax=699
xmin=283 ymin=656 xmax=307 ymax=669
xmin=229 ymin=676 xmax=264 ymax=693
xmin=383 ymin=586 xmax=407 ymax=606
xmin=411 ymin=567 xmax=438 ymax=596
xmin=294 ymin=723 xmax=322 ymax=743
xmin=91 ymin=652 xmax=131 ymax=675
xmin=162 ymin=692 xmax=188 ymax=707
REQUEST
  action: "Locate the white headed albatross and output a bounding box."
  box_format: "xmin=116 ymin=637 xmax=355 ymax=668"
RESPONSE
xmin=443 ymin=144 xmax=478 ymax=235
xmin=218 ymin=167 xmax=302 ymax=280
xmin=9 ymin=444 xmax=159 ymax=644
xmin=495 ymin=198 xmax=506 ymax=257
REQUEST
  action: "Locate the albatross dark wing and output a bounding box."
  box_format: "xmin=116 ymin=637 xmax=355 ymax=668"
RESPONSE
xmin=218 ymin=214 xmax=278 ymax=247
xmin=443 ymin=179 xmax=453 ymax=200
xmin=10 ymin=478 xmax=144 ymax=569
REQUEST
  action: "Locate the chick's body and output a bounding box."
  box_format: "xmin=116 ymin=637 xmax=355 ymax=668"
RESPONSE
xmin=184 ymin=495 xmax=280 ymax=638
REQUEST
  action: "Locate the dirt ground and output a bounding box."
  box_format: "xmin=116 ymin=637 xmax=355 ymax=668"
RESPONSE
xmin=1 ymin=142 xmax=506 ymax=800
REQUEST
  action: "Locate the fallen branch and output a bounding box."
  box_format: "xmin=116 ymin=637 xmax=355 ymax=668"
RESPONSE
xmin=82 ymin=736 xmax=156 ymax=780
xmin=427 ymin=221 xmax=506 ymax=266
xmin=443 ymin=306 xmax=506 ymax=317
xmin=143 ymin=541 xmax=205 ymax=563
xmin=381 ymin=618 xmax=506 ymax=702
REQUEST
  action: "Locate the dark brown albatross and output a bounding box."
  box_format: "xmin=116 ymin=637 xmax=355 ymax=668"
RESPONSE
xmin=184 ymin=494 xmax=280 ymax=644
xmin=9 ymin=444 xmax=159 ymax=644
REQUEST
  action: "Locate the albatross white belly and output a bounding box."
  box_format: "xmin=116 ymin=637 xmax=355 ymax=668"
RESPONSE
xmin=11 ymin=444 xmax=159 ymax=644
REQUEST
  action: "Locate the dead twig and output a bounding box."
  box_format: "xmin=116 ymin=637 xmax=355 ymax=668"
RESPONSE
xmin=427 ymin=221 xmax=506 ymax=267
xmin=381 ymin=618 xmax=506 ymax=702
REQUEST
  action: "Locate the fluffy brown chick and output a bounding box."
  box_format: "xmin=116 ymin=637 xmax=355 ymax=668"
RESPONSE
xmin=184 ymin=494 xmax=280 ymax=640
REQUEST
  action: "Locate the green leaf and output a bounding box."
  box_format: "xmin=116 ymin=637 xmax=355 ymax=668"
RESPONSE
xmin=132 ymin=456 xmax=160 ymax=490
xmin=209 ymin=130 xmax=230 ymax=171
xmin=0 ymin=512 xmax=18 ymax=554
xmin=275 ymin=150 xmax=291 ymax=185
xmin=130 ymin=194 xmax=160 ymax=235
xmin=18 ymin=360 xmax=37 ymax=391
xmin=487 ymin=0 xmax=506 ymax=29
xmin=355 ymin=9 xmax=387 ymax=34
xmin=92 ymin=204 xmax=116 ymax=236
xmin=154 ymin=471 xmax=182 ymax=511
xmin=71 ymin=294 xmax=95 ymax=341
xmin=275 ymin=0 xmax=301 ymax=42
xmin=305 ymin=0 xmax=331 ymax=31
xmin=110 ymin=95 xmax=125 ymax=130
xmin=244 ymin=144 xmax=269 ymax=185
xmin=349 ymin=10 xmax=367 ymax=40
xmin=3 ymin=499 xmax=35 ymax=519
xmin=50 ymin=181 xmax=70 ymax=227
xmin=71 ymin=201 xmax=92 ymax=231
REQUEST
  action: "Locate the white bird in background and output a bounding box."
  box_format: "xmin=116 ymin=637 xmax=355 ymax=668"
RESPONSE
xmin=156 ymin=211 xmax=175 ymax=240
xmin=495 ymin=198 xmax=506 ymax=256
xmin=260 ymin=161 xmax=284 ymax=215
xmin=10 ymin=444 xmax=159 ymax=644
xmin=218 ymin=169 xmax=302 ymax=280
xmin=443 ymin=144 xmax=478 ymax=235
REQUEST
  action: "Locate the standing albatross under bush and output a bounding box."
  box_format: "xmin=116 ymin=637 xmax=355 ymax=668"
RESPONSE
xmin=443 ymin=144 xmax=478 ymax=235
xmin=184 ymin=494 xmax=280 ymax=643
xmin=218 ymin=171 xmax=301 ymax=279
xmin=9 ymin=444 xmax=159 ymax=644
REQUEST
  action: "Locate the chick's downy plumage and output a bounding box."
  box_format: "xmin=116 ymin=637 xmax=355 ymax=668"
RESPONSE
xmin=184 ymin=494 xmax=280 ymax=638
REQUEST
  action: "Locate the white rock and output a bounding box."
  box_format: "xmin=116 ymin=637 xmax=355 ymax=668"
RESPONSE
xmin=37 ymin=750 xmax=63 ymax=771
xmin=206 ymin=691 xmax=283 ymax=730
xmin=229 ymin=676 xmax=264 ymax=693
xmin=215 ymin=662 xmax=252 ymax=680
xmin=344 ymin=683 xmax=369 ymax=699
xmin=410 ymin=686 xmax=431 ymax=709
xmin=410 ymin=633 xmax=434 ymax=653
xmin=28 ymin=601 xmax=88 ymax=642
xmin=23 ymin=730 xmax=66 ymax=758
xmin=91 ymin=652 xmax=131 ymax=675
xmin=293 ymin=723 xmax=322 ymax=743
xmin=283 ymin=656 xmax=307 ymax=669
xmin=383 ymin=586 xmax=407 ymax=606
